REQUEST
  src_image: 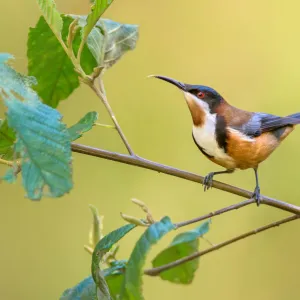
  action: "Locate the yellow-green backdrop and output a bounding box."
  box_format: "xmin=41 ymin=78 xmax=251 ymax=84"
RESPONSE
xmin=1 ymin=0 xmax=300 ymax=299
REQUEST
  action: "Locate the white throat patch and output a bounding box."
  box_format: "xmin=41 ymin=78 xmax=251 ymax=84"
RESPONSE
xmin=184 ymin=93 xmax=231 ymax=160
xmin=184 ymin=92 xmax=210 ymax=113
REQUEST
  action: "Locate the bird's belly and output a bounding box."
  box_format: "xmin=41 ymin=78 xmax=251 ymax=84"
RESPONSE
xmin=226 ymin=130 xmax=281 ymax=169
xmin=192 ymin=126 xmax=235 ymax=168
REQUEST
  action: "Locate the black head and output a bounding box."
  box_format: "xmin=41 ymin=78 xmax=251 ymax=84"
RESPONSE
xmin=151 ymin=75 xmax=223 ymax=113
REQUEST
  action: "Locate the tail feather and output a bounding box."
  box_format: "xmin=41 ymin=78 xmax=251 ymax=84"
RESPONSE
xmin=287 ymin=112 xmax=300 ymax=120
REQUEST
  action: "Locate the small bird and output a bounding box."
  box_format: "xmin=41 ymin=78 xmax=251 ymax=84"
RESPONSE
xmin=151 ymin=75 xmax=300 ymax=205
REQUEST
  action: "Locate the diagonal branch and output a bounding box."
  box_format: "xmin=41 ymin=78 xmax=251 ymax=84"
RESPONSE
xmin=144 ymin=214 xmax=299 ymax=276
xmin=174 ymin=198 xmax=255 ymax=228
xmin=71 ymin=143 xmax=300 ymax=215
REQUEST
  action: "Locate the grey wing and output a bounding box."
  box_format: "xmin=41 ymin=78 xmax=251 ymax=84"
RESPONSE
xmin=231 ymin=113 xmax=300 ymax=137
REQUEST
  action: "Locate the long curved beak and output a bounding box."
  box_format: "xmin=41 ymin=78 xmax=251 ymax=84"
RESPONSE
xmin=149 ymin=75 xmax=186 ymax=91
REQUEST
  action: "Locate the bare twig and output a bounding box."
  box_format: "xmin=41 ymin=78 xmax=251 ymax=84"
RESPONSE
xmin=71 ymin=143 xmax=300 ymax=215
xmin=0 ymin=158 xmax=14 ymax=167
xmin=89 ymin=83 xmax=135 ymax=156
xmin=174 ymin=199 xmax=255 ymax=229
xmin=144 ymin=214 xmax=299 ymax=276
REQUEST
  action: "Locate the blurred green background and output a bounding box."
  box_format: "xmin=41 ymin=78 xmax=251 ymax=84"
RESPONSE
xmin=1 ymin=0 xmax=300 ymax=299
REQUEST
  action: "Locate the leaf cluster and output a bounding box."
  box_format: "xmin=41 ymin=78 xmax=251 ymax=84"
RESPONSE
xmin=0 ymin=0 xmax=138 ymax=199
xmin=61 ymin=203 xmax=211 ymax=299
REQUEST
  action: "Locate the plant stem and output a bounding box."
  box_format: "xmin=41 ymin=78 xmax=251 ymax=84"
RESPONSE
xmin=95 ymin=123 xmax=116 ymax=129
xmin=90 ymin=83 xmax=135 ymax=156
xmin=144 ymin=214 xmax=299 ymax=276
xmin=71 ymin=143 xmax=300 ymax=215
xmin=0 ymin=158 xmax=14 ymax=167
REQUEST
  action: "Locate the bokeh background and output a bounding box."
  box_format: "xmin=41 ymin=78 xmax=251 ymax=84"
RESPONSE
xmin=1 ymin=0 xmax=300 ymax=299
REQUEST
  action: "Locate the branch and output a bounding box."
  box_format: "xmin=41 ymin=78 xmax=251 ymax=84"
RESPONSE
xmin=174 ymin=198 xmax=255 ymax=228
xmin=71 ymin=143 xmax=300 ymax=215
xmin=144 ymin=214 xmax=299 ymax=276
xmin=0 ymin=158 xmax=14 ymax=167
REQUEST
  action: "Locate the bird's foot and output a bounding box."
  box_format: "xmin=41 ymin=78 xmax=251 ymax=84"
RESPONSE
xmin=203 ymin=172 xmax=215 ymax=192
xmin=252 ymin=186 xmax=261 ymax=206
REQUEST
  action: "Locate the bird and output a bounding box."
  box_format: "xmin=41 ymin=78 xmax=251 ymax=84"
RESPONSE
xmin=150 ymin=75 xmax=300 ymax=205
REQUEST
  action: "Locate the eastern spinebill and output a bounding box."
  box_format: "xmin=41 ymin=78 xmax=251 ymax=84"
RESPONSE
xmin=151 ymin=75 xmax=300 ymax=205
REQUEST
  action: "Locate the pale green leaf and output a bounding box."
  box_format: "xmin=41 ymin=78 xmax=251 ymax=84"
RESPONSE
xmin=100 ymin=19 xmax=139 ymax=68
xmin=68 ymin=111 xmax=98 ymax=141
xmin=69 ymin=15 xmax=139 ymax=68
xmin=27 ymin=16 xmax=97 ymax=107
xmin=152 ymin=221 xmax=211 ymax=284
xmin=36 ymin=0 xmax=63 ymax=36
xmin=82 ymin=0 xmax=114 ymax=45
xmin=87 ymin=204 xmax=103 ymax=248
xmin=0 ymin=54 xmax=73 ymax=200
xmin=121 ymin=217 xmax=175 ymax=300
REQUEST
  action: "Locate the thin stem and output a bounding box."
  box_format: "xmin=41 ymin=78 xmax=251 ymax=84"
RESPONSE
xmin=90 ymin=83 xmax=135 ymax=156
xmin=71 ymin=143 xmax=300 ymax=216
xmin=0 ymin=158 xmax=14 ymax=167
xmin=94 ymin=123 xmax=116 ymax=129
xmin=174 ymin=199 xmax=255 ymax=228
xmin=144 ymin=214 xmax=299 ymax=276
xmin=77 ymin=39 xmax=85 ymax=66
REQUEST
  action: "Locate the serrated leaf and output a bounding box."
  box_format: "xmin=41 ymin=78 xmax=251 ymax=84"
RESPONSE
xmin=68 ymin=111 xmax=98 ymax=141
xmin=27 ymin=16 xmax=97 ymax=107
xmin=0 ymin=119 xmax=16 ymax=160
xmin=121 ymin=216 xmax=175 ymax=300
xmin=152 ymin=221 xmax=211 ymax=284
xmin=83 ymin=0 xmax=114 ymax=45
xmin=36 ymin=0 xmax=63 ymax=36
xmin=0 ymin=54 xmax=73 ymax=200
xmin=92 ymin=224 xmax=136 ymax=300
xmin=69 ymin=15 xmax=139 ymax=69
xmin=0 ymin=53 xmax=38 ymax=100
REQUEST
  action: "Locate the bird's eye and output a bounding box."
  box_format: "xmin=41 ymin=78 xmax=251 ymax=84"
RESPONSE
xmin=197 ymin=91 xmax=205 ymax=99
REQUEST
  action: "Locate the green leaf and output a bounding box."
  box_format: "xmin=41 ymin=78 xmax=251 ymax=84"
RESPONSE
xmin=69 ymin=16 xmax=139 ymax=69
xmin=152 ymin=221 xmax=211 ymax=284
xmin=106 ymin=273 xmax=124 ymax=300
xmin=121 ymin=216 xmax=175 ymax=300
xmin=0 ymin=54 xmax=73 ymax=200
xmin=92 ymin=224 xmax=136 ymax=300
xmin=82 ymin=0 xmax=114 ymax=45
xmin=68 ymin=111 xmax=98 ymax=141
xmin=105 ymin=260 xmax=126 ymax=275
xmin=99 ymin=19 xmax=139 ymax=68
xmin=60 ymin=276 xmax=97 ymax=300
xmin=0 ymin=119 xmax=16 ymax=160
xmin=36 ymin=0 xmax=63 ymax=36
xmin=0 ymin=53 xmax=38 ymax=100
xmin=87 ymin=204 xmax=103 ymax=249
xmin=27 ymin=16 xmax=97 ymax=108
xmin=60 ymin=273 xmax=124 ymax=300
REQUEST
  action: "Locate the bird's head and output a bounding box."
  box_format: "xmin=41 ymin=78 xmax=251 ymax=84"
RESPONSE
xmin=150 ymin=75 xmax=224 ymax=125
